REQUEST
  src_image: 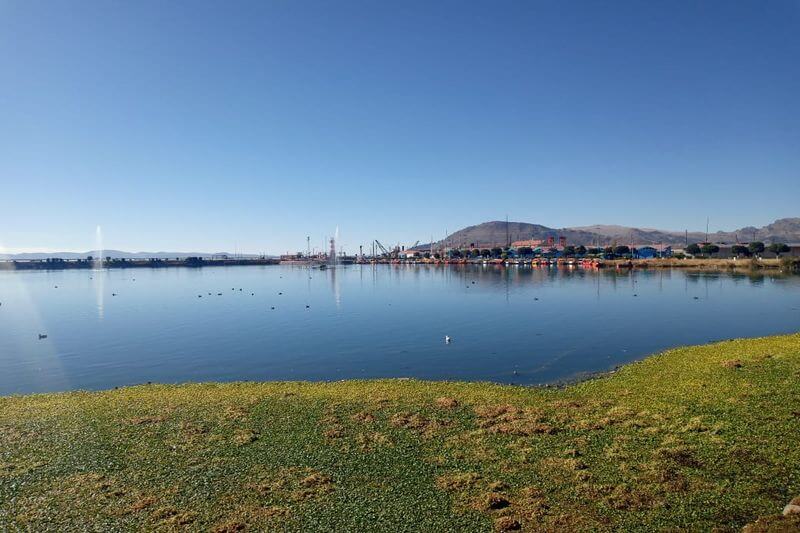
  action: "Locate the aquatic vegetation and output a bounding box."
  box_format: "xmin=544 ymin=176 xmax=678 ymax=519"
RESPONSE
xmin=1 ymin=334 xmax=799 ymax=531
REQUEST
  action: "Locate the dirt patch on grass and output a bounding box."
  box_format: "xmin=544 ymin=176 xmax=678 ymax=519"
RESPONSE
xmin=474 ymin=404 xmax=556 ymax=436
xmin=223 ymin=406 xmax=250 ymax=421
xmin=436 ymin=397 xmax=459 ymax=409
xmin=355 ymin=431 xmax=392 ymax=451
xmin=494 ymin=516 xmax=521 ymax=531
xmin=294 ymin=470 xmax=333 ymax=501
xmin=212 ymin=521 xmax=247 ymax=533
xmin=319 ymin=414 xmax=345 ymax=440
xmin=247 ymin=467 xmax=333 ymax=503
xmin=742 ymin=513 xmax=800 ymax=532
xmin=233 ymin=429 xmax=258 ymax=445
xmin=604 ymin=483 xmax=658 ymax=510
xmin=473 ymin=492 xmax=510 ymax=511
xmin=63 ymin=472 xmax=126 ymax=499
xmin=436 ymin=471 xmax=482 ymax=491
xmin=652 ymin=442 xmax=701 ymax=468
xmin=212 ymin=505 xmax=291 ymax=532
xmin=121 ymin=495 xmax=157 ymax=515
xmin=180 ymin=421 xmax=209 ymax=435
xmin=390 ymin=411 xmax=429 ymax=430
xmin=151 ymin=505 xmax=196 ymax=525
xmin=352 ymin=411 xmax=376 ymax=424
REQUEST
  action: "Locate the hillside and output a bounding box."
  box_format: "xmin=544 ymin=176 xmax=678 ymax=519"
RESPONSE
xmin=435 ymin=218 xmax=800 ymax=248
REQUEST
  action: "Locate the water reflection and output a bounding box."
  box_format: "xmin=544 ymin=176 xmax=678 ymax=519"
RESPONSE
xmin=0 ymin=265 xmax=798 ymax=395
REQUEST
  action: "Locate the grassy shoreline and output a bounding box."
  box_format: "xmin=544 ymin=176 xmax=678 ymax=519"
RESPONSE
xmin=2 ymin=334 xmax=800 ymax=531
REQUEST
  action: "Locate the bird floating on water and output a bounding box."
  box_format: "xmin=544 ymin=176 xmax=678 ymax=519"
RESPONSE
xmin=445 ymin=335 xmax=452 ymax=344
xmin=38 ymin=334 xmax=47 ymax=339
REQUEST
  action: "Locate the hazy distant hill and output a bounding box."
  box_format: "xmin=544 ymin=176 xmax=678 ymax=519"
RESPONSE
xmin=432 ymin=218 xmax=800 ymax=248
xmin=0 ymin=250 xmax=256 ymax=260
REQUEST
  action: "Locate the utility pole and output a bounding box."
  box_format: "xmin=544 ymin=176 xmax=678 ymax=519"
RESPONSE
xmin=705 ymin=217 xmax=709 ymax=243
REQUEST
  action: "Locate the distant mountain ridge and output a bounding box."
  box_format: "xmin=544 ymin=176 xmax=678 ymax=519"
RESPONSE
xmin=0 ymin=250 xmax=260 ymax=260
xmin=433 ymin=218 xmax=800 ymax=248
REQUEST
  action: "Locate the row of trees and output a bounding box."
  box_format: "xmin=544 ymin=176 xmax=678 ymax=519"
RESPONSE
xmin=684 ymin=242 xmax=791 ymax=257
xmin=435 ymin=245 xmax=637 ymax=259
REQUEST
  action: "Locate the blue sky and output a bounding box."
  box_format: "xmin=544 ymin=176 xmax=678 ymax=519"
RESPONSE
xmin=1 ymin=1 xmax=798 ymax=254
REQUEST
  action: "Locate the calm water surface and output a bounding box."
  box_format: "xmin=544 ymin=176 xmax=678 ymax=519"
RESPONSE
xmin=1 ymin=265 xmax=799 ymax=395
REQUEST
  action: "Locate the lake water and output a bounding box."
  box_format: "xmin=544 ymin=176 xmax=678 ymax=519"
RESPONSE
xmin=1 ymin=265 xmax=799 ymax=395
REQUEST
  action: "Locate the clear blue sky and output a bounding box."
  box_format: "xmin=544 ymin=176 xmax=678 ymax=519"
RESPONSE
xmin=1 ymin=1 xmax=798 ymax=254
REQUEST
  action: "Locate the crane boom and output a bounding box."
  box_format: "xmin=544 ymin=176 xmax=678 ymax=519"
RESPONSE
xmin=374 ymin=240 xmax=390 ymax=256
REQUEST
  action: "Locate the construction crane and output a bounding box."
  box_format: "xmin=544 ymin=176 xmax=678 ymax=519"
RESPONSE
xmin=374 ymin=239 xmax=391 ymax=257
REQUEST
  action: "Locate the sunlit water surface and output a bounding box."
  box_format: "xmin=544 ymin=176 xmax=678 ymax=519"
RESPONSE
xmin=1 ymin=265 xmax=799 ymax=395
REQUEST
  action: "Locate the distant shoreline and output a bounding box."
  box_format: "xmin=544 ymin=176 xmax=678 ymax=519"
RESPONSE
xmin=1 ymin=256 xmax=798 ymax=272
xmin=0 ymin=257 xmax=279 ymax=271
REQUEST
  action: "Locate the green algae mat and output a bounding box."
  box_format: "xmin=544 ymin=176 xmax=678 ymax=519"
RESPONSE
xmin=2 ymin=334 xmax=800 ymax=532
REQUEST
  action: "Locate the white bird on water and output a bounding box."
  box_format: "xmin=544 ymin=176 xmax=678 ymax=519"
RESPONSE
xmin=445 ymin=335 xmax=452 ymax=344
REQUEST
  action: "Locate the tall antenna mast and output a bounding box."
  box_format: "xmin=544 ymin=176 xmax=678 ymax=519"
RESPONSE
xmin=705 ymin=217 xmax=709 ymax=242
